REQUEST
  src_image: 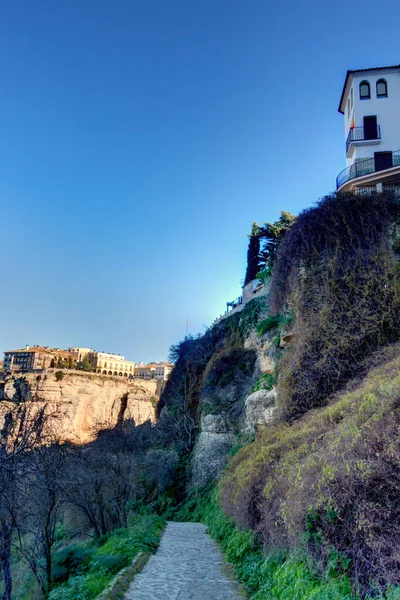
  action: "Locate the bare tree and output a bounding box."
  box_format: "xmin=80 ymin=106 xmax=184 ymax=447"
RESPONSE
xmin=0 ymin=402 xmax=48 ymax=600
xmin=15 ymin=442 xmax=66 ymax=596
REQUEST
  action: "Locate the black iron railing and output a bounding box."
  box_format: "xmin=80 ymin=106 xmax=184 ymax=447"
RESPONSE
xmin=336 ymin=149 xmax=400 ymax=190
xmin=346 ymin=125 xmax=381 ymax=153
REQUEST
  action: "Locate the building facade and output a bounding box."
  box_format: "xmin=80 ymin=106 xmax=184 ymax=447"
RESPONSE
xmin=337 ymin=65 xmax=400 ymax=194
xmin=2 ymin=346 xmax=171 ymax=380
xmin=154 ymin=363 xmax=173 ymax=380
xmin=3 ymin=346 xmax=55 ymax=371
xmin=88 ymin=351 xmax=136 ymax=377
xmin=69 ymin=348 xmax=93 ymax=361
xmin=134 ymin=362 xmax=173 ymax=380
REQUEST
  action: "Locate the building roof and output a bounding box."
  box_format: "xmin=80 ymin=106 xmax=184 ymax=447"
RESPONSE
xmin=135 ymin=362 xmax=173 ymax=370
xmin=338 ymin=65 xmax=400 ymax=114
xmin=4 ymin=346 xmax=54 ymax=356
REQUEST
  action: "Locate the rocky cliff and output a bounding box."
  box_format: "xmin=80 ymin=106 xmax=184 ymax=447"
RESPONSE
xmin=0 ymin=371 xmax=158 ymax=441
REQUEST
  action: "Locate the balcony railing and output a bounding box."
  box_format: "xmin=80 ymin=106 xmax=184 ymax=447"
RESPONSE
xmin=336 ymin=150 xmax=400 ymax=190
xmin=346 ymin=125 xmax=381 ymax=153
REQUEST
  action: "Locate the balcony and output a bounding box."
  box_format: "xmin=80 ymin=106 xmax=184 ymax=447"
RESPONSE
xmin=336 ymin=149 xmax=400 ymax=190
xmin=346 ymin=125 xmax=381 ymax=154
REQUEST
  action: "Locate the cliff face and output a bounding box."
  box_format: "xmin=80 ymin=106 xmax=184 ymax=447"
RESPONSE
xmin=190 ymin=317 xmax=280 ymax=487
xmin=159 ymin=298 xmax=282 ymax=488
xmin=0 ymin=372 xmax=158 ymax=441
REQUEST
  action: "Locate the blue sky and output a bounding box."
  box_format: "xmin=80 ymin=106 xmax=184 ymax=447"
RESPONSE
xmin=1 ymin=0 xmax=399 ymax=362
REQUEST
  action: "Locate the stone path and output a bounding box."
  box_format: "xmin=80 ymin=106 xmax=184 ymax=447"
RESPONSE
xmin=125 ymin=521 xmax=244 ymax=600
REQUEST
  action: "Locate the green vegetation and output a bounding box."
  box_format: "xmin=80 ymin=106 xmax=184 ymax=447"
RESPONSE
xmin=48 ymin=514 xmax=164 ymax=600
xmin=175 ymin=486 xmax=354 ymax=600
xmin=6 ymin=192 xmax=400 ymax=599
xmin=271 ymin=192 xmax=400 ymax=420
xmin=256 ymin=313 xmax=293 ymax=336
xmin=220 ymin=344 xmax=400 ymax=598
xmin=55 ymin=357 xmax=75 ymax=370
xmin=250 ymin=372 xmax=275 ymax=393
xmin=238 ymin=297 xmax=267 ymax=336
xmin=258 ymin=210 xmax=296 ymax=273
xmin=256 ymin=314 xmax=280 ymax=334
xmin=75 ymin=356 xmax=93 ymax=372
xmin=244 ymin=222 xmax=261 ymax=286
xmin=55 ymin=371 xmax=64 ymax=381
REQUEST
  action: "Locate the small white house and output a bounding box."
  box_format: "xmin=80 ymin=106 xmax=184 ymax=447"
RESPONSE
xmin=337 ymin=65 xmax=400 ymax=194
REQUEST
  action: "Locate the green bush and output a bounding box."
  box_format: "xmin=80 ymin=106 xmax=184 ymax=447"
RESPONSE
xmin=55 ymin=370 xmax=64 ymax=381
xmin=257 ymin=315 xmax=280 ymax=335
xmin=250 ymin=373 xmax=276 ymax=393
xmin=52 ymin=545 xmax=94 ymax=582
xmin=49 ymin=514 xmax=164 ymax=600
xmin=90 ymin=554 xmax=126 ymax=575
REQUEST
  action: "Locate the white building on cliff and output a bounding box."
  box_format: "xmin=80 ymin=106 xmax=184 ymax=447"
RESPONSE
xmin=337 ymin=65 xmax=400 ymax=194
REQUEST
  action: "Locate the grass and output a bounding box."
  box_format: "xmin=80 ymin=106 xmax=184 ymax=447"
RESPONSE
xmin=250 ymin=372 xmax=276 ymax=393
xmin=47 ymin=514 xmax=164 ymax=600
xmin=256 ymin=313 xmax=293 ymax=337
xmin=97 ymin=552 xmax=150 ymax=600
xmin=218 ymin=343 xmax=400 ymax=597
xmin=174 ymin=486 xmax=354 ymax=600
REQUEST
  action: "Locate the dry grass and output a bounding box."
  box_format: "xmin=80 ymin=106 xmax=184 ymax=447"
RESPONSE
xmin=220 ymin=344 xmax=400 ymax=597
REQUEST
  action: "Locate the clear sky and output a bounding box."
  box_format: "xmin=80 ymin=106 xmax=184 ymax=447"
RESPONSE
xmin=1 ymin=0 xmax=399 ymax=363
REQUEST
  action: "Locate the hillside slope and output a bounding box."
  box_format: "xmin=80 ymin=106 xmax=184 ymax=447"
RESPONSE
xmin=157 ymin=192 xmax=400 ymax=598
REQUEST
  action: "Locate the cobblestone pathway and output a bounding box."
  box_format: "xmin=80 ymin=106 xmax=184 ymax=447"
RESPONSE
xmin=125 ymin=521 xmax=244 ymax=600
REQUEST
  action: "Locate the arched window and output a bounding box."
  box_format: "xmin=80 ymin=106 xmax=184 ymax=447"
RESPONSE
xmin=377 ymin=79 xmax=388 ymax=97
xmin=360 ymin=81 xmax=370 ymax=99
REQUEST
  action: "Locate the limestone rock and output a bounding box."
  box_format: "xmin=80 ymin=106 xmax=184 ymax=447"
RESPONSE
xmin=244 ymin=388 xmax=277 ymax=432
xmin=279 ymin=323 xmax=294 ymax=348
xmin=200 ymin=413 xmax=229 ymax=434
xmin=190 ymin=429 xmax=236 ymax=488
xmin=0 ymin=372 xmax=157 ymax=441
xmin=244 ymin=329 xmax=277 ymax=374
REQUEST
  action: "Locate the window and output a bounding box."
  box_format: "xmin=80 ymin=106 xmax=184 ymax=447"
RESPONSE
xmin=347 ymin=99 xmax=350 ymax=117
xmin=350 ymin=88 xmax=353 ymax=109
xmin=360 ymin=81 xmax=370 ymax=99
xmin=377 ymin=79 xmax=388 ymax=97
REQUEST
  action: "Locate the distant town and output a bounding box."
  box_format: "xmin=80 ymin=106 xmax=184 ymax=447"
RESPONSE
xmin=1 ymin=345 xmax=173 ymax=381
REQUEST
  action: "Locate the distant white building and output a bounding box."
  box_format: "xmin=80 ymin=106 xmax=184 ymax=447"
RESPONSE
xmin=135 ymin=362 xmax=173 ymax=381
xmin=69 ymin=347 xmax=92 ymax=361
xmin=337 ymin=65 xmax=400 ymax=194
xmin=88 ymin=351 xmax=135 ymax=377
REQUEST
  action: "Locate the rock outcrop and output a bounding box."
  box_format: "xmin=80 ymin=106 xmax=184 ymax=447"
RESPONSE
xmin=244 ymin=329 xmax=279 ymax=374
xmin=190 ymin=414 xmax=236 ymax=488
xmin=0 ymin=371 xmax=158 ymax=441
xmin=244 ymin=388 xmax=277 ymax=432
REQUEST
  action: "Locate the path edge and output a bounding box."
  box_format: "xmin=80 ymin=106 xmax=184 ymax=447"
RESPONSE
xmin=96 ymin=551 xmax=150 ymax=600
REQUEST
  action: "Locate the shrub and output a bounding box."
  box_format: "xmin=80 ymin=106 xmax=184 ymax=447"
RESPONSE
xmin=250 ymin=373 xmax=276 ymax=393
xmin=203 ymin=348 xmax=256 ymax=388
xmin=49 ymin=514 xmax=164 ymax=600
xmin=90 ymin=554 xmax=126 ymax=575
xmin=257 ymin=315 xmax=280 ymax=335
xmin=55 ymin=371 xmax=64 ymax=381
xmin=52 ymin=545 xmax=94 ymax=582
